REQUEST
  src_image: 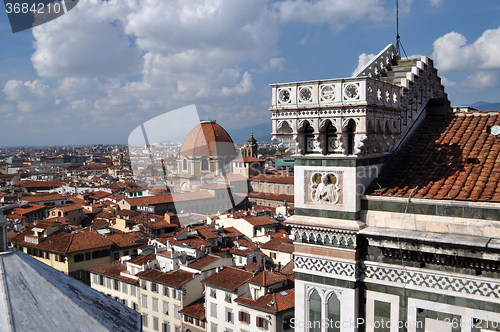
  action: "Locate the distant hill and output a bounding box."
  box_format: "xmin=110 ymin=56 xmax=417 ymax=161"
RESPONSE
xmin=226 ymin=122 xmax=273 ymax=144
xmin=469 ymin=101 xmax=500 ymax=111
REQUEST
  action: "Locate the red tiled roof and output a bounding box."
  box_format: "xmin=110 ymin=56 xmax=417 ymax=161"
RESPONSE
xmin=235 ymin=288 xmax=294 ymax=313
xmin=10 ymin=230 xmax=113 ymax=253
xmin=187 ymin=254 xmax=222 ymax=270
xmin=201 ymin=266 xmax=253 ymax=291
xmin=22 ymin=181 xmax=64 ymax=188
xmin=179 ymin=298 xmax=206 ymax=320
xmin=366 ymin=111 xmax=500 ymax=201
xmin=247 ymin=270 xmax=288 ymax=287
xmin=85 ymin=261 xmax=139 ymax=284
xmin=244 ymin=215 xmax=279 ymax=227
xmin=248 ymin=191 xmax=294 ymax=203
xmin=136 ymin=268 xmax=195 ymax=288
xmin=250 ymin=174 xmax=294 ymax=184
xmin=107 ymin=232 xmax=146 ymax=248
xmin=10 ymin=203 xmax=46 ymax=215
xmin=260 ymin=237 xmax=293 ymax=251
xmin=20 ymin=193 xmax=66 ymax=203
xmin=128 ymin=253 xmax=157 ymax=266
xmin=123 ymin=191 xmax=214 ymax=206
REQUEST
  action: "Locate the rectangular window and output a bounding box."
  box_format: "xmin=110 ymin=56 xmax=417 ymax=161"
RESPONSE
xmin=210 ymin=303 xmax=217 ymax=318
xmin=132 ymin=302 xmax=138 ymax=311
xmin=153 ymin=298 xmax=158 ymax=311
xmin=122 ymin=299 xmax=128 ymax=307
xmin=271 ymin=252 xmax=276 ymax=259
xmin=74 ymin=254 xmax=84 ymax=262
xmin=93 ymin=274 xmax=98 ymax=284
xmin=142 ymin=295 xmax=147 ymax=308
xmin=163 ymin=286 xmax=169 ymax=297
xmin=174 ymin=326 xmax=180 ymax=332
xmin=162 ymin=322 xmax=170 ymax=332
xmin=224 ymin=293 xmax=231 ymax=303
xmin=210 ymin=288 xmax=216 ymax=298
xmin=141 ymin=280 xmax=147 ymax=290
xmin=173 ymin=289 xmax=180 ymax=300
xmin=85 ymin=252 xmax=91 ymax=260
xmin=226 ymin=309 xmax=233 ymax=323
xmin=163 ymin=302 xmax=169 ymax=315
xmin=239 ymin=311 xmax=250 ymax=323
xmin=113 ymin=279 xmax=119 ymax=291
xmin=151 ymin=282 xmax=158 ymax=293
xmin=106 ymin=278 xmax=111 ymax=289
xmin=122 ymin=283 xmax=127 ymax=294
xmin=211 ymin=323 xmax=217 ymax=332
xmin=142 ymin=314 xmax=148 ymax=327
xmin=256 ymin=317 xmax=268 ymax=329
xmin=174 ymin=305 xmax=179 ymax=319
xmin=153 ymin=317 xmax=159 ymax=331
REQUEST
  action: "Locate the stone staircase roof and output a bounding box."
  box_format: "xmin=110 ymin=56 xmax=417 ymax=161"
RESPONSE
xmin=380 ymin=59 xmax=418 ymax=86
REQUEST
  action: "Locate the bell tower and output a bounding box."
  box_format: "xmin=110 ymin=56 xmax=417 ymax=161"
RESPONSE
xmin=271 ymin=44 xmax=447 ymax=331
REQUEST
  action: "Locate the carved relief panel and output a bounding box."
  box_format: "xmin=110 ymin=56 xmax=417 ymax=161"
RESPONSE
xmin=306 ymin=171 xmax=343 ymax=205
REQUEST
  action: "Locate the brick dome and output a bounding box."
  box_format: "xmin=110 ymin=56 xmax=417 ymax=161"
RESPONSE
xmin=180 ymin=120 xmax=236 ymax=157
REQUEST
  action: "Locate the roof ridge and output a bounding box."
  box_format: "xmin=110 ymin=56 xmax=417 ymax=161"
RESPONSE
xmin=64 ymin=233 xmax=74 ymax=254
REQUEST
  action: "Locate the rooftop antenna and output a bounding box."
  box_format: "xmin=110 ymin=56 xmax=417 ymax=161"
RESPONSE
xmin=396 ymin=0 xmax=408 ymax=59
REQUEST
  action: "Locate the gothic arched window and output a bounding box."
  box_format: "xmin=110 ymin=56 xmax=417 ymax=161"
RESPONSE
xmin=309 ymin=289 xmax=321 ymax=332
xmin=327 ymin=292 xmax=341 ymax=332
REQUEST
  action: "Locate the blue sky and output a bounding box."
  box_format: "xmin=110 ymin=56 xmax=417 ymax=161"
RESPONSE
xmin=1 ymin=0 xmax=500 ymax=147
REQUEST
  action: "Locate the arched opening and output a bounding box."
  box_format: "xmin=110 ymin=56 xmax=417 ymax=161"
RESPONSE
xmin=201 ymin=158 xmax=209 ymax=171
xmin=327 ymin=293 xmax=341 ymax=332
xmin=299 ymin=121 xmax=315 ymax=153
xmin=309 ymin=289 xmax=321 ymax=332
xmin=278 ymin=121 xmax=293 ymax=133
xmin=324 ymin=120 xmax=338 ymax=153
xmin=346 ymin=119 xmax=356 ymax=155
xmin=182 ymin=158 xmax=188 ymax=171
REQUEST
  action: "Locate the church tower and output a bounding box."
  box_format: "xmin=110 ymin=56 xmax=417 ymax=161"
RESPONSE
xmin=271 ymin=44 xmax=448 ymax=331
xmin=243 ymin=131 xmax=258 ymax=158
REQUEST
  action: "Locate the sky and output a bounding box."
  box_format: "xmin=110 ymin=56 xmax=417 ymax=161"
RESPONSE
xmin=1 ymin=0 xmax=500 ymax=147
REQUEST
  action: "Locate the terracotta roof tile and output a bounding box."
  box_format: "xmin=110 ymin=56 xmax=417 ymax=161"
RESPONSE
xmin=201 ymin=266 xmax=253 ymax=291
xmin=366 ymin=112 xmax=500 ymax=202
xmin=136 ymin=268 xmax=195 ymax=288
xmin=249 ymin=174 xmax=294 ymax=184
xmin=179 ymin=298 xmax=206 ymax=320
xmin=247 ymin=270 xmax=288 ymax=287
xmin=235 ymin=288 xmax=294 ymax=313
xmin=85 ymin=261 xmax=139 ymax=284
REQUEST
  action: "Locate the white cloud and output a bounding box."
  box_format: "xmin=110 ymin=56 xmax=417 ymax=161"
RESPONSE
xmin=269 ymin=58 xmax=286 ymax=71
xmin=31 ymin=0 xmax=142 ymax=78
xmin=221 ymin=72 xmax=254 ymax=96
xmin=461 ymin=71 xmax=498 ymax=90
xmin=3 ymin=80 xmax=55 ymax=113
xmin=273 ymin=0 xmax=386 ymax=30
xmin=429 ymin=0 xmax=443 ymax=7
xmin=352 ymin=53 xmax=376 ymax=76
xmin=440 ymin=76 xmax=456 ymax=87
xmin=433 ymin=28 xmax=500 ymax=72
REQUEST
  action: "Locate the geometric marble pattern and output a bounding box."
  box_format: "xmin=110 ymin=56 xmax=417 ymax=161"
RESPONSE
xmin=365 ymin=265 xmax=500 ymax=299
xmin=296 ymin=255 xmax=356 ymax=277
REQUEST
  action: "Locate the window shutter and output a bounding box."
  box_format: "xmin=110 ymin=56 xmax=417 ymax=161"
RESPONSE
xmin=256 ymin=317 xmax=259 ymax=326
xmin=246 ymin=313 xmax=250 ymax=324
xmin=265 ymin=320 xmax=269 ymax=330
xmin=239 ymin=311 xmax=243 ymax=321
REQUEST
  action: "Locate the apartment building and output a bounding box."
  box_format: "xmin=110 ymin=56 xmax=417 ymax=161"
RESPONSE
xmin=202 ymin=266 xmax=294 ymax=332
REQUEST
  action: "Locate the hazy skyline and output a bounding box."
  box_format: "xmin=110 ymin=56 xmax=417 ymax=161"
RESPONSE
xmin=1 ymin=0 xmax=500 ymax=147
